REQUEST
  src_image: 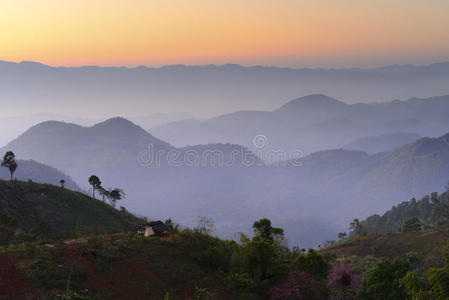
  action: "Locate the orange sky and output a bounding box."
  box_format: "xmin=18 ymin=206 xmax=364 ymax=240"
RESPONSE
xmin=1 ymin=0 xmax=449 ymax=67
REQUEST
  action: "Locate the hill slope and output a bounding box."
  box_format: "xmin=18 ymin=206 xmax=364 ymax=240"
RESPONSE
xmin=344 ymin=132 xmax=422 ymax=154
xmin=0 ymin=159 xmax=80 ymax=190
xmin=0 ymin=180 xmax=142 ymax=243
xmin=321 ymin=231 xmax=447 ymax=268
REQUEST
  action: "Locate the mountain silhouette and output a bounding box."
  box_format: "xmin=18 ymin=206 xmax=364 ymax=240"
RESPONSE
xmin=5 ymin=117 xmax=449 ymax=247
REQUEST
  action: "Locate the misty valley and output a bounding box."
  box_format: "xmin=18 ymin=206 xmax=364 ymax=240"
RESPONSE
xmin=2 ymin=88 xmax=449 ymax=299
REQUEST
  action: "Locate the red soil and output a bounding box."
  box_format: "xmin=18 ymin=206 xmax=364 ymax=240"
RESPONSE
xmin=0 ymin=254 xmax=39 ymax=300
xmin=62 ymin=244 xmax=228 ymax=299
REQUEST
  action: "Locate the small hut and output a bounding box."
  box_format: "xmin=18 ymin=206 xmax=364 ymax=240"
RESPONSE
xmin=138 ymin=221 xmax=169 ymax=237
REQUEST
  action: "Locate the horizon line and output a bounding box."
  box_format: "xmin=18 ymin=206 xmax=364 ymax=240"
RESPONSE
xmin=1 ymin=59 xmax=449 ymax=71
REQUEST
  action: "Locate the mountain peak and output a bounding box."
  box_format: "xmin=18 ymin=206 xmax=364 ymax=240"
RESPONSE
xmin=275 ymin=94 xmax=346 ymax=113
xmin=92 ymin=117 xmax=151 ymax=133
xmin=95 ymin=116 xmax=137 ymax=127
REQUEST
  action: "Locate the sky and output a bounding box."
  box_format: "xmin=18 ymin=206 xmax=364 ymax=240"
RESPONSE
xmin=1 ymin=0 xmax=449 ymax=68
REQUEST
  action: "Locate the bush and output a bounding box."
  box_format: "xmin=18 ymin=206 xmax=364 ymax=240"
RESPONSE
xmin=357 ymin=258 xmax=410 ymax=300
xmin=26 ymin=248 xmax=67 ymax=288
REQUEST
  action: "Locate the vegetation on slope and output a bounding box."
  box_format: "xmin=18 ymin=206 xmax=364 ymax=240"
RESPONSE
xmin=0 ymin=179 xmax=142 ymax=244
xmin=361 ymin=190 xmax=449 ymax=234
xmin=1 ymin=178 xmax=449 ymax=299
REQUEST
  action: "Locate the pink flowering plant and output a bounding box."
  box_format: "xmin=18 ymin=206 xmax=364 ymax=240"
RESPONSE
xmin=328 ymin=263 xmax=363 ymax=300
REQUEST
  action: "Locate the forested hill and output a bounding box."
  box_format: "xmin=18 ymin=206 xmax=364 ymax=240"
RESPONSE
xmin=361 ymin=190 xmax=449 ymax=234
xmin=0 ymin=180 xmax=142 ymax=244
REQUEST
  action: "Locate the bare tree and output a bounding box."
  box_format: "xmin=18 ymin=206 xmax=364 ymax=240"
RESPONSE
xmin=194 ymin=216 xmax=215 ymax=235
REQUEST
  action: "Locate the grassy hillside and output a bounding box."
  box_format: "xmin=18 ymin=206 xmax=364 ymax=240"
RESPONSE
xmin=0 ymin=179 xmax=142 ymax=243
xmin=321 ymin=230 xmax=448 ymax=272
xmin=323 ymin=231 xmax=445 ymax=257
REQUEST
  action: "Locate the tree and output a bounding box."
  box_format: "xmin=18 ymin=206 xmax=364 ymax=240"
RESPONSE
xmin=349 ymin=219 xmax=364 ymax=236
xmin=108 ymin=188 xmax=124 ymax=208
xmin=400 ymin=245 xmax=449 ymax=299
xmin=432 ymin=192 xmax=449 ymax=227
xmin=293 ymin=249 xmax=330 ymax=281
xmin=194 ymin=216 xmax=215 ymax=235
xmin=399 ymin=271 xmax=429 ymax=299
xmin=338 ymin=232 xmax=347 ymax=240
xmin=402 ymin=217 xmax=421 ymax=232
xmin=164 ymin=218 xmax=180 ymax=232
xmin=59 ymin=179 xmax=65 ymax=188
xmin=240 ymin=235 xmax=283 ymax=289
xmin=88 ymin=175 xmax=102 ymax=199
xmin=98 ymin=186 xmax=109 ymax=202
xmin=357 ymin=258 xmax=410 ymax=300
xmin=427 ymin=245 xmax=449 ymax=299
xmin=328 ymin=263 xmax=363 ymax=300
xmin=253 ymin=218 xmax=284 ymax=242
xmin=270 ymin=270 xmax=323 ymax=300
xmin=1 ymin=151 xmax=18 ymax=181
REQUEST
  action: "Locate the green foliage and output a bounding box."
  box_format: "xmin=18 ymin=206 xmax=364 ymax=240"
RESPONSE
xmin=162 ymin=292 xmax=176 ymax=300
xmin=293 ymin=249 xmax=330 ymax=281
xmin=26 ymin=247 xmax=68 ymax=288
xmin=338 ymin=232 xmax=347 ymax=239
xmin=0 ymin=209 xmax=17 ymax=227
xmin=253 ymin=218 xmax=284 ymax=242
xmin=362 ymin=192 xmax=449 ymax=234
xmin=427 ymin=267 xmax=449 ymax=299
xmin=240 ymin=236 xmax=282 ymax=280
xmin=88 ymin=175 xmax=101 ymax=199
xmin=108 ymin=188 xmax=124 ymax=207
xmin=403 ymin=217 xmax=422 ymax=232
xmin=399 ymin=271 xmax=430 ymax=300
xmin=225 ymin=272 xmax=254 ymax=292
xmin=357 ymin=257 xmax=411 ymax=300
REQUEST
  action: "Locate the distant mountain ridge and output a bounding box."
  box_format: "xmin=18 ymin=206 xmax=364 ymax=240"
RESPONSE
xmin=2 ymin=60 xmax=449 ymax=118
xmin=0 ymin=159 xmax=79 ymax=190
xmin=344 ymin=132 xmax=422 ymax=154
xmin=152 ymin=94 xmax=449 ymax=155
xmin=3 ymin=117 xmax=172 ymax=177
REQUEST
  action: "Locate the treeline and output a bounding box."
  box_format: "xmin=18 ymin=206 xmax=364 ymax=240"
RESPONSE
xmin=361 ymin=187 xmax=449 ymax=235
xmin=157 ymin=217 xmax=364 ymax=299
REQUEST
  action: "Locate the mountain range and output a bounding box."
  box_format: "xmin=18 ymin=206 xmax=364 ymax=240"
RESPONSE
xmin=2 ymin=60 xmax=449 ymax=118
xmin=3 ymin=112 xmax=449 ymax=247
xmin=152 ymin=94 xmax=449 ymax=155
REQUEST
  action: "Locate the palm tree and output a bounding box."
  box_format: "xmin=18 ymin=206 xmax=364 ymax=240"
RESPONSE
xmin=88 ymin=175 xmax=102 ymax=199
xmin=1 ymin=151 xmax=18 ymax=181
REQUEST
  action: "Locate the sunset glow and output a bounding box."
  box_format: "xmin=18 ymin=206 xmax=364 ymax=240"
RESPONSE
xmin=1 ymin=0 xmax=449 ymax=67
